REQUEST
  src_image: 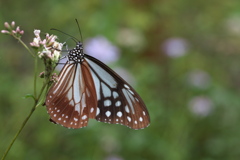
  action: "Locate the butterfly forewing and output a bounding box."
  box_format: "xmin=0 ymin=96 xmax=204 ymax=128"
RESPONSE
xmin=85 ymin=55 xmax=150 ymax=129
xmin=46 ymin=60 xmax=97 ymax=129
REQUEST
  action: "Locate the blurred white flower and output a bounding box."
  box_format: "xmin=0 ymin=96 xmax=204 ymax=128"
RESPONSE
xmin=116 ymin=28 xmax=145 ymax=52
xmin=84 ymin=36 xmax=120 ymax=64
xmin=187 ymin=69 xmax=211 ymax=89
xmin=105 ymin=155 xmax=123 ymax=160
xmin=162 ymin=37 xmax=189 ymax=58
xmin=188 ymin=96 xmax=214 ymax=117
xmin=225 ymin=15 xmax=240 ymax=35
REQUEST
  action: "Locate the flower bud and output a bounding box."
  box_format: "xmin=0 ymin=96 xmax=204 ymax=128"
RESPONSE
xmin=4 ymin=22 xmax=10 ymax=29
xmin=16 ymin=26 xmax=20 ymax=33
xmin=20 ymin=30 xmax=24 ymax=35
xmin=1 ymin=30 xmax=10 ymax=34
xmin=11 ymin=21 xmax=15 ymax=28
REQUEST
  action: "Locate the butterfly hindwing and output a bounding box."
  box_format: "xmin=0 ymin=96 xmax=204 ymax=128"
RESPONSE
xmin=46 ymin=60 xmax=97 ymax=128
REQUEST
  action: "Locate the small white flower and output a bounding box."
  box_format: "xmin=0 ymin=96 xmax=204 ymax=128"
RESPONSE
xmin=34 ymin=30 xmax=41 ymax=37
xmin=30 ymin=37 xmax=41 ymax=47
xmin=39 ymin=49 xmax=51 ymax=59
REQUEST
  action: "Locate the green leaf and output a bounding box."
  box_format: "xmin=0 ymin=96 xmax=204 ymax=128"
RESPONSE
xmin=22 ymin=94 xmax=35 ymax=100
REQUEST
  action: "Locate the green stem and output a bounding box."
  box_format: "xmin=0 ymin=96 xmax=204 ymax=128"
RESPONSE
xmin=1 ymin=102 xmax=37 ymax=160
xmin=34 ymin=57 xmax=38 ymax=98
xmin=13 ymin=35 xmax=35 ymax=58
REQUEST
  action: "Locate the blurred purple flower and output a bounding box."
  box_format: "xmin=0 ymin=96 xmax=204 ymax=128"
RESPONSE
xmin=188 ymin=96 xmax=214 ymax=117
xmin=84 ymin=36 xmax=120 ymax=64
xmin=187 ymin=69 xmax=211 ymax=89
xmin=162 ymin=37 xmax=189 ymax=58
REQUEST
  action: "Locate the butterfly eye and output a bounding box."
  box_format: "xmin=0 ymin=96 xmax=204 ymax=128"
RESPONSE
xmin=46 ymin=40 xmax=150 ymax=129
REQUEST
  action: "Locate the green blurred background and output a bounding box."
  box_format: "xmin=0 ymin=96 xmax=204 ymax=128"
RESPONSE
xmin=1 ymin=0 xmax=240 ymax=159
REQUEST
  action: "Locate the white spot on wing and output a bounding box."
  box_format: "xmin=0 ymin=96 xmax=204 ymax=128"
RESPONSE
xmin=105 ymin=111 xmax=111 ymax=117
xmin=117 ymin=111 xmax=122 ymax=117
xmin=124 ymin=84 xmax=130 ymax=89
xmin=69 ymin=100 xmax=74 ymax=106
xmin=125 ymin=106 xmax=130 ymax=113
xmin=113 ymin=91 xmax=119 ymax=99
xmin=82 ymin=115 xmax=87 ymax=120
xmin=115 ymin=101 xmax=121 ymax=107
xmin=139 ymin=117 xmax=143 ymax=122
xmin=104 ymin=99 xmax=112 ymax=107
xmin=127 ymin=116 xmax=131 ymax=122
xmin=96 ymin=107 xmax=100 ymax=116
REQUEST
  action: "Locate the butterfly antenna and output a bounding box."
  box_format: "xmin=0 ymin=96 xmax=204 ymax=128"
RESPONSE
xmin=50 ymin=28 xmax=79 ymax=43
xmin=75 ymin=19 xmax=83 ymax=42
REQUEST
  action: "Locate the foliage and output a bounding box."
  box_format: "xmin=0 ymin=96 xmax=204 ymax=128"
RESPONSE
xmin=1 ymin=0 xmax=240 ymax=159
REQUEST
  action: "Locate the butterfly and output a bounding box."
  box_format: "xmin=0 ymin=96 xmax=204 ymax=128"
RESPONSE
xmin=45 ymin=36 xmax=150 ymax=130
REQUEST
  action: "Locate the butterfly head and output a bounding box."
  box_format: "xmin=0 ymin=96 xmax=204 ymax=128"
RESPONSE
xmin=68 ymin=41 xmax=84 ymax=63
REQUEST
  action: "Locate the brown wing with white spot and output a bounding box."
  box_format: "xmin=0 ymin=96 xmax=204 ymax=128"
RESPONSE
xmin=85 ymin=55 xmax=150 ymax=130
xmin=46 ymin=60 xmax=97 ymax=129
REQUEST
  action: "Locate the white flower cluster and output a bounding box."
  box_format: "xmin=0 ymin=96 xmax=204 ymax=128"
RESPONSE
xmin=30 ymin=30 xmax=63 ymax=62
